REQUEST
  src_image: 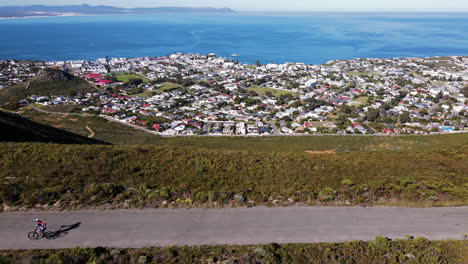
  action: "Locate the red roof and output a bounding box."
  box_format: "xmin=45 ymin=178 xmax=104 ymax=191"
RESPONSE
xmin=382 ymin=129 xmax=394 ymax=133
xmin=352 ymin=123 xmax=360 ymax=128
xmin=101 ymin=108 xmax=117 ymax=113
xmin=304 ymin=122 xmax=313 ymax=127
xmin=97 ymin=80 xmax=114 ymax=84
xmin=86 ymin=73 xmax=104 ymax=79
xmin=153 ymin=124 xmax=161 ymax=130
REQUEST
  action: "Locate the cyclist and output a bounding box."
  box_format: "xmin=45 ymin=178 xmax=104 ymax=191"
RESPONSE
xmin=34 ymin=218 xmax=47 ymax=234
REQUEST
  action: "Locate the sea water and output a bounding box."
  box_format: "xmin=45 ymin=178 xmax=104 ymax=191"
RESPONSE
xmin=0 ymin=12 xmax=467 ymax=64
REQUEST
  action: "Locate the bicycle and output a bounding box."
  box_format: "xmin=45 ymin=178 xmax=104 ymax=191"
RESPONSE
xmin=27 ymin=228 xmax=46 ymax=240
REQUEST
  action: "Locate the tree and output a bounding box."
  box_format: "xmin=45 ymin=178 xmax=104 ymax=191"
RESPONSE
xmin=382 ymin=117 xmax=395 ymax=124
xmin=399 ymin=112 xmax=411 ymax=123
xmin=289 ymin=82 xmax=300 ymax=89
xmin=365 ymin=109 xmax=379 ymax=122
xmin=380 ymin=103 xmax=391 ymax=111
xmin=256 ymin=60 xmax=261 ymax=67
xmin=107 ymin=76 xmax=118 ymax=82
xmin=340 ymin=105 xmax=353 ymax=114
xmin=462 ymin=85 xmax=468 ymax=97
xmin=419 ymin=109 xmax=428 ymax=116
xmin=434 ymin=91 xmax=443 ymax=103
xmin=128 ymin=78 xmax=143 ymax=86
xmin=181 ymin=79 xmax=194 ymax=87
xmin=376 ymin=89 xmax=386 ymax=96
xmin=335 ymin=115 xmax=351 ymax=129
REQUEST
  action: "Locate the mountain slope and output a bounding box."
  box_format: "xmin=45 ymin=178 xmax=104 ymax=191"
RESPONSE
xmin=0 ymin=68 xmax=97 ymax=110
xmin=0 ymin=5 xmax=234 ymax=17
xmin=0 ymin=110 xmax=108 ymax=144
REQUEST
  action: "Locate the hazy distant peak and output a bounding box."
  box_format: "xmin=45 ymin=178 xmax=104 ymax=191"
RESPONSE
xmin=0 ymin=5 xmax=235 ymax=18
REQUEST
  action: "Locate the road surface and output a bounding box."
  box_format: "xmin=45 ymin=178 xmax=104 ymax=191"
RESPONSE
xmin=1 ymin=206 xmax=467 ymax=249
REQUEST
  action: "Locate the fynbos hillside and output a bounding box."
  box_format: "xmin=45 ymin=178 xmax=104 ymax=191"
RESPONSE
xmin=0 ymin=68 xmax=96 ymax=110
xmin=0 ymin=110 xmax=108 ymax=144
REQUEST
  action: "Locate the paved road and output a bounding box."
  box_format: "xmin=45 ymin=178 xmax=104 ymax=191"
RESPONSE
xmin=1 ymin=206 xmax=467 ymax=249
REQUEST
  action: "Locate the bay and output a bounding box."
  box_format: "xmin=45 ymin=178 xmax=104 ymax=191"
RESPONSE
xmin=0 ymin=12 xmax=467 ymax=64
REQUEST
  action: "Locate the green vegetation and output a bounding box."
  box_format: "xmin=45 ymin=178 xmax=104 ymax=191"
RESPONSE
xmin=130 ymin=91 xmax=154 ymax=98
xmin=160 ymin=134 xmax=467 ymax=153
xmin=0 ymin=238 xmax=466 ymax=264
xmin=19 ymin=109 xmax=164 ymax=145
xmin=431 ymin=80 xmax=449 ymax=86
xmin=349 ymin=96 xmax=369 ymax=106
xmin=157 ymin=82 xmax=182 ymax=92
xmin=40 ymin=104 xmax=84 ymax=113
xmin=247 ymin=86 xmax=298 ymax=97
xmin=0 ymin=69 xmax=96 ymax=110
xmin=2 ymin=109 xmax=467 ymax=210
xmin=348 ymin=71 xmax=380 ymax=76
xmin=1 ymin=142 xmax=466 ymax=210
xmin=0 ymin=110 xmax=106 ymax=145
xmin=14 ymin=108 xmax=468 ymax=152
xmin=114 ymin=74 xmax=149 ymax=83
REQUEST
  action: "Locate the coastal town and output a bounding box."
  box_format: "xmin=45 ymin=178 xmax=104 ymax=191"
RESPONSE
xmin=1 ymin=53 xmax=467 ymax=136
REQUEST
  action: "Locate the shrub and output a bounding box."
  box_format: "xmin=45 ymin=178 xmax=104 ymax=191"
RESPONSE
xmin=369 ymin=236 xmax=391 ymax=251
xmin=194 ymin=191 xmax=208 ymax=203
xmin=234 ymin=194 xmax=245 ymax=203
xmin=318 ymin=187 xmax=336 ymax=202
xmin=340 ymin=179 xmax=354 ymax=186
xmin=0 ymin=183 xmax=23 ymax=205
xmin=0 ymin=238 xmax=466 ymax=264
xmin=137 ymin=255 xmax=147 ymax=264
xmin=399 ymin=177 xmax=416 ymax=187
xmin=0 ymin=143 xmax=466 ymax=209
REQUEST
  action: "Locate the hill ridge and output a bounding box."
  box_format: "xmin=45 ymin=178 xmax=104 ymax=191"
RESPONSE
xmin=0 ymin=110 xmax=108 ymax=144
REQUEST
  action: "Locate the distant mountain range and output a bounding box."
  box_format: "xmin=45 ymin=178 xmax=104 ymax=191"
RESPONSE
xmin=0 ymin=4 xmax=234 ymax=18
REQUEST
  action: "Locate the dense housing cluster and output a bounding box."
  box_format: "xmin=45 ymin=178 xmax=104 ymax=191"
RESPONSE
xmin=1 ymin=54 xmax=467 ymax=135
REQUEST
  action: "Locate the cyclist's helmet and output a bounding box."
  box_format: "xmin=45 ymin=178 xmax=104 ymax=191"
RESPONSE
xmin=35 ymin=218 xmax=40 ymax=222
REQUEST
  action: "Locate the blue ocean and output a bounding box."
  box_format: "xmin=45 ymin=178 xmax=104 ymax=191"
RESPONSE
xmin=0 ymin=12 xmax=467 ymax=64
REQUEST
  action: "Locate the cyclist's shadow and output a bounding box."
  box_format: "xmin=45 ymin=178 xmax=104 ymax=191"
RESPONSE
xmin=44 ymin=222 xmax=81 ymax=240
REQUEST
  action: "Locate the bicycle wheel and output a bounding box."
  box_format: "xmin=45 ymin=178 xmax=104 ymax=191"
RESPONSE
xmin=28 ymin=231 xmax=40 ymax=240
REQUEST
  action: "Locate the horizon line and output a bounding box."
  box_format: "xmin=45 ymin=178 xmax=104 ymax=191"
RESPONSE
xmin=1 ymin=4 xmax=468 ymax=13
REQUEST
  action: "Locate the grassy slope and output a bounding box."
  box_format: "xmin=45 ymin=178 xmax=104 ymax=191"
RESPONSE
xmin=0 ymin=238 xmax=466 ymax=264
xmin=0 ymin=77 xmax=96 ymax=110
xmin=1 ymin=142 xmax=466 ymax=209
xmin=0 ymin=110 xmax=107 ymax=145
xmin=19 ymin=108 xmax=468 ymax=152
xmin=115 ymin=74 xmax=149 ymax=83
xmin=348 ymin=71 xmax=380 ymax=76
xmin=158 ymin=82 xmax=182 ymax=91
xmin=247 ymin=86 xmax=299 ymax=97
xmin=20 ymin=108 xmax=164 ymax=145
xmin=2 ymin=109 xmax=467 ymax=209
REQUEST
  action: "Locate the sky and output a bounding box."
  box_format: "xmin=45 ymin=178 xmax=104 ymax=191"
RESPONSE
xmin=0 ymin=0 xmax=468 ymax=12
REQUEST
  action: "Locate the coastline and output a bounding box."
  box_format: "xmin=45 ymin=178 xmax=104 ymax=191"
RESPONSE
xmin=0 ymin=12 xmax=95 ymax=20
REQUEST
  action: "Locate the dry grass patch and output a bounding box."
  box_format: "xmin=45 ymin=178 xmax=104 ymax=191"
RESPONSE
xmin=305 ymin=149 xmax=337 ymax=155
